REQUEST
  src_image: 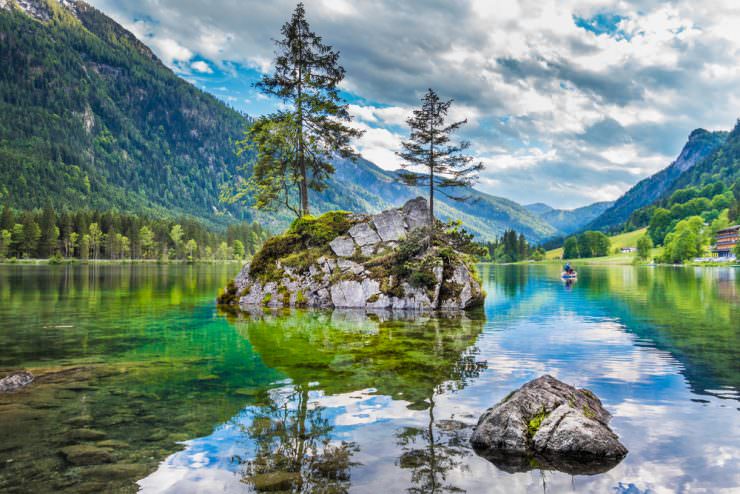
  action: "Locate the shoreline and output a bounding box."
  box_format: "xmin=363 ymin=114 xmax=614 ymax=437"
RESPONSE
xmin=0 ymin=259 xmax=246 ymax=266
xmin=479 ymin=259 xmax=740 ymax=268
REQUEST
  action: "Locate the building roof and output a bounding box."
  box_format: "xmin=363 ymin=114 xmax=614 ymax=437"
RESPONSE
xmin=716 ymin=225 xmax=740 ymax=234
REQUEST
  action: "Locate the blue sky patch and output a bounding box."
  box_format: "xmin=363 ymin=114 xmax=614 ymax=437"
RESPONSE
xmin=573 ymin=13 xmax=629 ymax=39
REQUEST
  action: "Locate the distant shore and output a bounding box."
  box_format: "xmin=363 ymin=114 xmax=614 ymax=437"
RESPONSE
xmin=0 ymin=259 xmax=246 ymax=266
xmin=480 ymin=258 xmax=739 ymax=268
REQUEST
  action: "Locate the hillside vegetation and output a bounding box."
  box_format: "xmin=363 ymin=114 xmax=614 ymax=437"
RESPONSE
xmin=0 ymin=1 xmax=249 ymax=225
xmin=546 ymin=228 xmax=663 ymax=263
xmin=586 ymin=129 xmax=727 ymax=232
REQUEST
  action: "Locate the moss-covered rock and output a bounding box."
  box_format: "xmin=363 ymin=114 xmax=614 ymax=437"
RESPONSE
xmin=220 ymin=198 xmax=484 ymax=311
xmin=471 ymin=375 xmax=627 ymax=475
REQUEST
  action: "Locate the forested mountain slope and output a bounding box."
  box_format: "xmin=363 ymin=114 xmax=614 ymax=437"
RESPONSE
xmin=0 ymin=0 xmax=250 ymax=225
xmin=585 ymin=129 xmax=727 ymax=232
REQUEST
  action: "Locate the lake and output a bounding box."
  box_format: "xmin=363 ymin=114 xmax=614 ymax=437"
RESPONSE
xmin=0 ymin=263 xmax=737 ymax=493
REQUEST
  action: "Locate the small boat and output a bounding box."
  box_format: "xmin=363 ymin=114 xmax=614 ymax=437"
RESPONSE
xmin=561 ymin=271 xmax=577 ymax=280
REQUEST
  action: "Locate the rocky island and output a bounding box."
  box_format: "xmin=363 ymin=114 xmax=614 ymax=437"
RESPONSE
xmin=218 ymin=198 xmax=484 ymax=311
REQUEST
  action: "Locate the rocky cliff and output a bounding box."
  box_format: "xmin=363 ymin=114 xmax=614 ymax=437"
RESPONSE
xmin=219 ymin=198 xmax=484 ymax=311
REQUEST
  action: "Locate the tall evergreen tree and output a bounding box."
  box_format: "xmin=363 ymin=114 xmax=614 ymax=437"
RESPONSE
xmin=232 ymin=2 xmax=362 ymax=217
xmin=397 ymin=89 xmax=483 ymax=239
xmin=20 ymin=212 xmax=40 ymax=258
xmin=0 ymin=205 xmax=13 ymax=231
xmin=38 ymin=205 xmax=58 ymax=257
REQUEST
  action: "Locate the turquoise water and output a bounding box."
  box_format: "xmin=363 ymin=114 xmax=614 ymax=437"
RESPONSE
xmin=0 ymin=264 xmax=738 ymax=493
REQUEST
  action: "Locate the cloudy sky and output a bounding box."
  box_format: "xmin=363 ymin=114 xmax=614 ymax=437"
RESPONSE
xmin=88 ymin=0 xmax=740 ymax=209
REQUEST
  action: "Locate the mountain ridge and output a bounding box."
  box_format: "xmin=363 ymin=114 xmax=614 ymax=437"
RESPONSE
xmin=585 ymin=128 xmax=728 ymax=232
xmin=525 ymin=201 xmax=613 ymax=235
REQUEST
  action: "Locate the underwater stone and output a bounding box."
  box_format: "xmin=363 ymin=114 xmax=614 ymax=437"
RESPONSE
xmin=0 ymin=371 xmax=34 ymax=393
xmin=66 ymin=428 xmax=107 ymax=441
xmin=60 ymin=445 xmax=113 ymax=466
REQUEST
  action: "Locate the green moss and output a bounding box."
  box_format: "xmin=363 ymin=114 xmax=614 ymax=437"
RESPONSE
xmin=281 ymin=247 xmax=323 ymax=273
xmin=295 ymin=290 xmax=306 ymax=307
xmin=262 ymin=292 xmax=272 ymax=306
xmin=249 ymin=211 xmax=353 ymax=282
xmin=290 ymin=211 xmax=352 ymax=246
xmin=366 ymin=293 xmax=380 ymax=303
xmin=582 ymin=404 xmax=596 ymax=419
xmin=216 ymin=281 xmax=240 ymax=305
xmin=527 ymin=408 xmax=550 ymax=438
xmin=250 ymin=233 xmax=302 ymax=280
xmin=277 ymin=284 xmax=290 ymax=305
xmin=408 ymin=269 xmax=437 ymax=290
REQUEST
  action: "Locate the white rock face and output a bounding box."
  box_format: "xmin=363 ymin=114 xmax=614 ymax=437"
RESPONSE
xmin=348 ymin=223 xmax=381 ymax=247
xmin=329 ymin=236 xmax=355 ymax=257
xmin=227 ymin=197 xmax=483 ymax=311
xmin=372 ymin=209 xmax=406 ymax=242
xmin=402 ymin=197 xmax=429 ymax=231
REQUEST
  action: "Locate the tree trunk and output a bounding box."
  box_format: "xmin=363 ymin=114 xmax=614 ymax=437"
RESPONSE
xmin=428 ymin=104 xmax=435 ymax=249
xmin=297 ymin=29 xmax=309 ymax=217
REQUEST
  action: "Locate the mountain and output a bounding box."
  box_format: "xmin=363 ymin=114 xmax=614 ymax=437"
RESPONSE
xmin=670 ymin=120 xmax=740 ymax=192
xmin=585 ymin=129 xmax=727 ymax=232
xmin=0 ymin=0 xmax=249 ymax=226
xmin=524 ymin=201 xmax=613 ymax=236
xmin=310 ymin=157 xmax=558 ymax=241
xmin=524 ymin=203 xmax=555 ymax=217
xmin=0 ymin=0 xmax=557 ymax=241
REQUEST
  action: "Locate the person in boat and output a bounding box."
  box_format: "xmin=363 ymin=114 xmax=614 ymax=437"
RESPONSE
xmin=563 ymin=262 xmax=573 ymax=274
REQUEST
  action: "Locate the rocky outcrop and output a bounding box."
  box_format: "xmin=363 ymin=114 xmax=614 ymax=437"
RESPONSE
xmin=222 ymin=198 xmax=484 ymax=311
xmin=0 ymin=371 xmax=34 ymax=393
xmin=470 ymin=375 xmax=627 ymax=475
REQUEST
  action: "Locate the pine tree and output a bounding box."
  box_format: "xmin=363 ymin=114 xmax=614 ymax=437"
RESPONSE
xmin=0 ymin=205 xmax=13 ymax=231
xmin=397 ymin=89 xmax=483 ymax=241
xmin=20 ymin=212 xmax=41 ymax=258
xmin=38 ymin=205 xmax=58 ymax=257
xmin=232 ymin=2 xmax=362 ymax=217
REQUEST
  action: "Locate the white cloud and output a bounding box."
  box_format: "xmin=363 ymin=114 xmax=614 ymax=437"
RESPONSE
xmin=87 ymin=0 xmax=740 ymax=207
xmin=190 ymin=60 xmax=213 ymax=73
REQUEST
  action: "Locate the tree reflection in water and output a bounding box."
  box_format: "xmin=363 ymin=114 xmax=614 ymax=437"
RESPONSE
xmin=238 ymin=384 xmax=358 ymax=493
xmin=396 ymin=350 xmax=486 ymax=493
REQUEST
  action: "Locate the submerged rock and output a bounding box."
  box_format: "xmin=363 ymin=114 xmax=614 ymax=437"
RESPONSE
xmin=60 ymin=445 xmax=113 ymax=466
xmin=0 ymin=371 xmax=34 ymax=392
xmin=470 ymin=375 xmax=627 ymax=475
xmin=65 ymin=428 xmax=107 ymax=442
xmin=221 ymin=197 xmax=484 ymax=311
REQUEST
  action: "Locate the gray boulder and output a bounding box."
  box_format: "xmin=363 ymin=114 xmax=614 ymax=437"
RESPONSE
xmin=348 ymin=223 xmax=381 ymax=247
xmin=470 ymin=375 xmax=627 ymax=475
xmin=402 ymin=197 xmax=429 ymax=231
xmin=372 ymin=209 xmax=406 ymax=242
xmin=0 ymin=371 xmax=34 ymax=393
xmin=329 ymin=236 xmax=356 ymax=257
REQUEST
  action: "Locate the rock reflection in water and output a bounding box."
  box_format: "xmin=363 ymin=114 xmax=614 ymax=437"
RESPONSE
xmin=224 ymin=308 xmax=487 ymax=493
